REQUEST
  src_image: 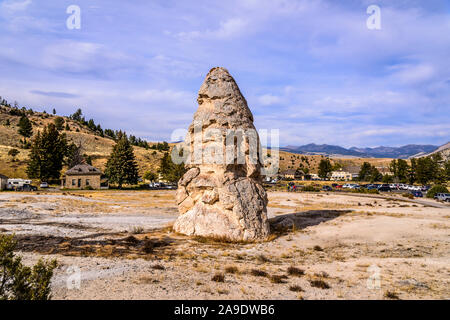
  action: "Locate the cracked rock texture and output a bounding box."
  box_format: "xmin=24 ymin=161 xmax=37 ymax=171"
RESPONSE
xmin=173 ymin=67 xmax=270 ymax=241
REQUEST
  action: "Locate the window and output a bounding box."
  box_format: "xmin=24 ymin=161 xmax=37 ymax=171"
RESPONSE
xmin=72 ymin=179 xmax=76 ymax=186
xmin=86 ymin=179 xmax=90 ymax=186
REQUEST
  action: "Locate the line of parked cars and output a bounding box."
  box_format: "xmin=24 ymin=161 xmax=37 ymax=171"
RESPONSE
xmin=324 ymin=183 xmax=433 ymax=198
xmin=148 ymin=182 xmax=177 ymax=190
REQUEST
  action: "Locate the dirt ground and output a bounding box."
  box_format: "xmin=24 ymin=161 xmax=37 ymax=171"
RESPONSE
xmin=0 ymin=190 xmax=449 ymax=300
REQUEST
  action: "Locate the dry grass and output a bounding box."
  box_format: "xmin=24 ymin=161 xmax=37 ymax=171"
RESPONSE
xmin=211 ymin=273 xmax=225 ymax=282
xmin=250 ymin=269 xmax=268 ymax=277
xmin=225 ymin=266 xmax=239 ymax=274
xmin=309 ymin=279 xmax=330 ymax=289
xmin=152 ymin=264 xmax=165 ymax=270
xmin=384 ymin=290 xmax=400 ymax=299
xmin=269 ymin=275 xmax=288 ymax=284
xmin=287 ymin=266 xmax=305 ymax=277
xmin=289 ymin=285 xmax=303 ymax=292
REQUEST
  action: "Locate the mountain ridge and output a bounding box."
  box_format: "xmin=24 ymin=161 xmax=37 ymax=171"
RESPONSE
xmin=281 ymin=143 xmax=439 ymax=159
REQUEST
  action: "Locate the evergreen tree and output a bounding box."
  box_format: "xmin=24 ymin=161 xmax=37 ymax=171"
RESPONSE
xmin=143 ymin=171 xmax=157 ymax=182
xmin=66 ymin=142 xmax=85 ymax=168
xmin=18 ymin=115 xmax=33 ymax=138
xmin=104 ymin=135 xmax=139 ymax=188
xmin=26 ymin=124 xmax=68 ymax=181
xmin=318 ymin=159 xmax=332 ymax=179
xmin=84 ymin=154 xmax=93 ymax=165
xmin=52 ymin=108 xmax=56 ymax=115
xmin=158 ymin=151 xmax=186 ymax=183
xmin=358 ymin=162 xmax=381 ymax=182
xmin=54 ymin=117 xmax=65 ymax=131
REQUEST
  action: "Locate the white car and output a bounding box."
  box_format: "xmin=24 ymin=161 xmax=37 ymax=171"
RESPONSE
xmin=40 ymin=182 xmax=49 ymax=188
xmin=434 ymin=193 xmax=450 ymax=202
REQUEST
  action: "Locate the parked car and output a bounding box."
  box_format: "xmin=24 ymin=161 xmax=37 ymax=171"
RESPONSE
xmin=434 ymin=193 xmax=450 ymax=202
xmin=40 ymin=182 xmax=49 ymax=188
xmin=17 ymin=184 xmax=37 ymax=191
xmin=411 ymin=191 xmax=423 ymax=198
xmin=149 ymin=182 xmax=161 ymax=189
xmin=377 ymin=184 xmax=391 ymax=192
xmin=322 ymin=185 xmax=332 ymax=191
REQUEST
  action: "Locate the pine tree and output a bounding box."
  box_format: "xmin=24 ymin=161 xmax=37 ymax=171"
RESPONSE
xmin=54 ymin=117 xmax=64 ymax=131
xmin=318 ymin=159 xmax=332 ymax=179
xmin=158 ymin=151 xmax=186 ymax=183
xmin=104 ymin=135 xmax=139 ymax=188
xmin=26 ymin=124 xmax=68 ymax=181
xmin=52 ymin=108 xmax=56 ymax=115
xmin=66 ymin=142 xmax=85 ymax=168
xmin=18 ymin=115 xmax=33 ymax=138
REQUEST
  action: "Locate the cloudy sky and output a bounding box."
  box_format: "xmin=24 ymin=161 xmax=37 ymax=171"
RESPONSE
xmin=0 ymin=0 xmax=449 ymax=147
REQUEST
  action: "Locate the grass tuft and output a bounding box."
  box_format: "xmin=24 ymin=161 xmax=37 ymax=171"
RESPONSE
xmin=289 ymin=285 xmax=303 ymax=292
xmin=211 ymin=273 xmax=225 ymax=282
xmin=287 ymin=266 xmax=305 ymax=276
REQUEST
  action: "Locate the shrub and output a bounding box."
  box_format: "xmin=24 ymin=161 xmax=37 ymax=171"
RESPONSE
xmin=152 ymin=264 xmax=165 ymax=270
xmin=225 ymin=266 xmax=238 ymax=274
xmin=309 ymin=279 xmax=330 ymax=289
xmin=0 ymin=234 xmax=57 ymax=300
xmin=402 ymin=193 xmax=414 ymax=199
xmin=289 ymin=285 xmax=303 ymax=292
xmin=269 ymin=275 xmax=287 ymax=284
xmin=426 ymin=185 xmax=449 ymax=199
xmin=211 ymin=273 xmax=225 ymax=282
xmin=384 ymin=290 xmax=400 ymax=299
xmin=287 ymin=266 xmax=305 ymax=276
xmin=250 ymin=269 xmax=267 ymax=277
xmin=302 ymin=185 xmax=320 ymax=192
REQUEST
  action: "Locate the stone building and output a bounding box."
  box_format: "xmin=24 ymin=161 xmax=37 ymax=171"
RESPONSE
xmin=281 ymin=169 xmax=305 ymax=180
xmin=61 ymin=164 xmax=103 ymax=189
xmin=0 ymin=174 xmax=8 ymax=190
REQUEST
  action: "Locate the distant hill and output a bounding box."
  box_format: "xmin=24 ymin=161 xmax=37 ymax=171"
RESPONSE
xmin=411 ymin=142 xmax=450 ymax=161
xmin=282 ymin=144 xmax=364 ymax=157
xmin=282 ymin=143 xmax=438 ymax=159
xmin=0 ymin=104 xmax=169 ymax=179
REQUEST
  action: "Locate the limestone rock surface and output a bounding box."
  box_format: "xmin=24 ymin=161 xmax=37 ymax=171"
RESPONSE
xmin=173 ymin=67 xmax=270 ymax=241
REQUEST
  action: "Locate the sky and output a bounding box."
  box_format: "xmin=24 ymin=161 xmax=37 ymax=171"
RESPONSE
xmin=0 ymin=0 xmax=449 ymax=148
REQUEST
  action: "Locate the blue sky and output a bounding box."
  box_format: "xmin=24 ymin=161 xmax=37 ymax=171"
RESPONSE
xmin=0 ymin=0 xmax=449 ymax=147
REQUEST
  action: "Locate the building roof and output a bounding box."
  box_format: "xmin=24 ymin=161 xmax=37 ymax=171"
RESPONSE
xmin=65 ymin=164 xmax=102 ymax=176
xmin=0 ymin=173 xmax=8 ymax=179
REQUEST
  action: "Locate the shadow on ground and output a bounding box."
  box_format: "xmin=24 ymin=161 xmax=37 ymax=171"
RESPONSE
xmin=269 ymin=209 xmax=352 ymax=235
xmin=14 ymin=232 xmax=176 ymax=259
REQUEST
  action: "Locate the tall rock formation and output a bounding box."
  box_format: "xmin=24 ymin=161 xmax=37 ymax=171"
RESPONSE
xmin=173 ymin=67 xmax=270 ymax=241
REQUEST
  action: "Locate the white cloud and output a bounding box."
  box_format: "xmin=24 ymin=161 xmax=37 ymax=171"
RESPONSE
xmin=1 ymin=0 xmax=32 ymax=12
xmin=258 ymin=94 xmax=283 ymax=106
xmin=388 ymin=63 xmax=435 ymax=84
xmin=177 ymin=17 xmax=248 ymax=40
